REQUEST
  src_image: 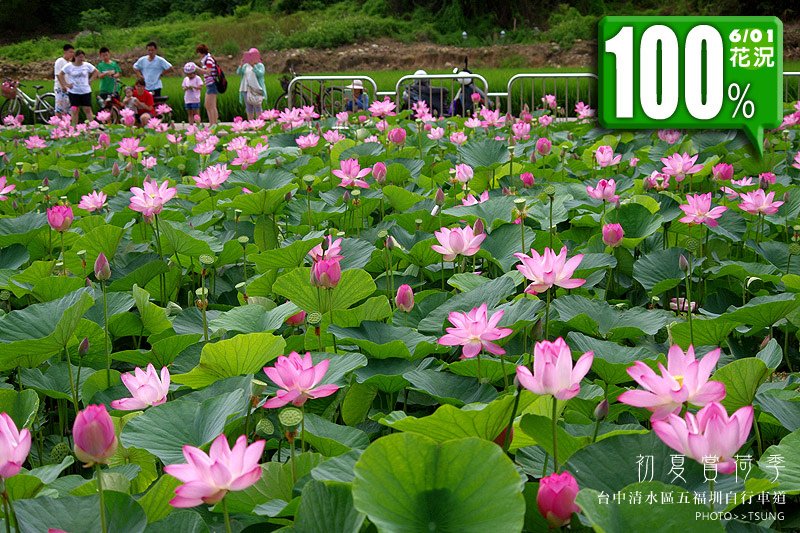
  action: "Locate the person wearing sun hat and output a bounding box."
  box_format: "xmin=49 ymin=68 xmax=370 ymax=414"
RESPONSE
xmin=237 ymin=47 xmax=267 ymax=119
xmin=345 ymin=79 xmax=369 ymax=112
xmin=182 ymin=62 xmax=203 ymax=125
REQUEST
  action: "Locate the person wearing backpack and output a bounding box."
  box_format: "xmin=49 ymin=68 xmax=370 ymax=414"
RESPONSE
xmin=196 ymin=44 xmax=220 ymax=125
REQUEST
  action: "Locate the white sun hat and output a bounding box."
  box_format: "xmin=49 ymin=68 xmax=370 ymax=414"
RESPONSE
xmin=345 ymin=80 xmax=365 ymax=90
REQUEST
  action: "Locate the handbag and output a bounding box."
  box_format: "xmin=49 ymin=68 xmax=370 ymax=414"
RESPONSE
xmin=245 ymin=86 xmax=263 ymax=107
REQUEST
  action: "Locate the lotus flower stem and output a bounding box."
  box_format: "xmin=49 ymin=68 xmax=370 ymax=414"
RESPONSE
xmin=500 ymin=353 xmax=508 ymax=388
xmin=544 ymin=288 xmax=551 ymax=341
xmin=784 ymin=326 xmax=794 ymax=372
xmin=502 ymin=386 xmax=522 ymax=454
xmin=520 ymin=218 xmax=526 ymax=254
xmin=96 ymin=464 xmax=108 ymax=533
xmin=153 ymin=215 xmax=166 ymax=305
xmin=551 ymin=398 xmax=559 ymax=473
xmin=684 ymin=266 xmax=694 ymax=346
xmin=476 ymin=353 xmax=482 ymax=382
xmin=102 ymin=281 xmax=111 ymax=384
xmin=221 ymin=496 xmax=232 ymax=533
xmin=753 ymin=413 xmax=763 ymax=458
xmin=301 ymin=404 xmax=306 ymax=452
xmin=2 ymin=484 xmax=12 ymax=533
xmin=549 ymin=196 xmax=554 ymax=248
xmin=707 ymin=478 xmax=714 ymax=507
xmin=63 ymin=346 xmax=79 ymax=413
xmin=59 ymin=232 xmax=66 ymax=275
xmin=289 ymin=433 xmax=297 ymax=484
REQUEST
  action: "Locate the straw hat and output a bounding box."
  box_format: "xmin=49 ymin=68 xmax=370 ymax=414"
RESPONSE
xmin=345 ymin=80 xmax=365 ymax=90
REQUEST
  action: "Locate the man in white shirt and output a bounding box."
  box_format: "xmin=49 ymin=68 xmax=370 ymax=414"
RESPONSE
xmin=133 ymin=41 xmax=173 ymax=97
xmin=53 ymin=44 xmax=75 ymax=116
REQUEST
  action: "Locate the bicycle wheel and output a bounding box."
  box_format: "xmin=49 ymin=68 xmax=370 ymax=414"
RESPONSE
xmin=109 ymin=107 xmax=121 ymax=125
xmin=273 ymin=93 xmax=289 ymax=110
xmin=0 ymin=98 xmax=22 ymax=119
xmin=322 ymin=88 xmax=346 ymax=116
xmin=34 ymin=93 xmax=56 ymax=123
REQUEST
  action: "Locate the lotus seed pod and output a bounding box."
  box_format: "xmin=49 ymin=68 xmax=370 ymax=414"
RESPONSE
xmin=789 ymin=243 xmax=800 ymax=256
xmin=238 ymin=235 xmax=249 ymax=245
xmin=195 ymin=287 xmax=209 ymax=298
xmin=544 ymin=185 xmax=556 ymax=197
xmin=303 ymin=175 xmax=315 ymax=186
xmin=684 ymin=238 xmax=700 ymax=254
xmin=49 ymin=441 xmax=71 ymax=464
xmin=307 ymin=312 xmax=322 ymax=325
xmin=199 ymin=254 xmax=215 ymax=266
xmin=279 ymin=407 xmax=303 ymax=427
xmin=256 ymin=418 xmax=275 ymax=437
xmin=0 ymin=290 xmax=10 ymax=301
xmin=376 ymin=230 xmax=388 ymax=240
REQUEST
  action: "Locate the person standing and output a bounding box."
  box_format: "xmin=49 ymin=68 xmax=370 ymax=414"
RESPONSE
xmin=195 ymin=44 xmax=219 ymax=125
xmin=133 ymin=42 xmax=172 ymax=97
xmin=96 ymin=47 xmax=121 ymax=101
xmin=182 ymin=62 xmax=203 ymax=125
xmin=58 ymin=49 xmax=105 ymax=124
xmin=54 ymin=44 xmax=75 ymax=116
xmin=237 ymin=48 xmax=266 ymax=120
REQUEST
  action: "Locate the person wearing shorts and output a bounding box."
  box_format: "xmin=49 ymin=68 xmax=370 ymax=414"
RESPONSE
xmin=96 ymin=46 xmax=121 ymax=101
xmin=182 ymin=62 xmax=203 ymax=125
xmin=54 ymin=44 xmax=75 ymax=116
xmin=133 ymin=42 xmax=172 ymax=97
xmin=58 ymin=49 xmax=107 ymax=124
xmin=196 ymin=44 xmax=219 ymax=125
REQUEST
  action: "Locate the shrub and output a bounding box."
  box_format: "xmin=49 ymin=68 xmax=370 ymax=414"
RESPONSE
xmin=79 ymin=8 xmax=113 ymax=31
xmin=545 ymin=5 xmax=598 ymax=48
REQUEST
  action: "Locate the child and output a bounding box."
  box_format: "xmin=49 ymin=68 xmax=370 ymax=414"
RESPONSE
xmin=122 ymin=86 xmax=139 ymax=112
xmin=182 ymin=62 xmax=203 ymax=125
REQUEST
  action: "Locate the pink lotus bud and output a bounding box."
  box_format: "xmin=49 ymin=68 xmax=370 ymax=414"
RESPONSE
xmin=395 ymin=284 xmax=414 ymax=312
xmin=310 ymin=258 xmax=342 ymax=289
xmin=111 ymin=162 xmax=120 ymax=177
xmin=520 ymin=172 xmax=534 ymax=188
xmin=286 ymin=310 xmax=307 ymax=326
xmin=712 ymin=162 xmax=733 ymax=181
xmin=73 ymin=405 xmax=118 ymax=466
xmin=78 ymin=337 xmax=90 ymax=357
xmin=536 ymin=137 xmax=551 ymax=156
xmin=594 ymin=399 xmax=609 ymax=420
xmin=94 ymin=253 xmax=111 ymax=281
xmin=537 ymin=471 xmax=580 ymax=527
xmin=0 ymin=413 xmax=31 ymax=478
xmin=372 ymin=162 xmax=387 ymax=184
xmin=473 ymin=218 xmax=484 ymax=236
xmin=602 ymin=223 xmax=624 ymax=247
xmin=471 ymin=92 xmax=481 ymax=103
xmin=679 ymin=254 xmax=690 ymax=273
xmin=435 ymin=188 xmax=445 ymax=206
xmin=73 ymin=169 xmax=80 ymax=179
xmin=387 ymin=127 xmax=406 ymax=145
xmin=47 ymin=205 xmax=74 ymax=232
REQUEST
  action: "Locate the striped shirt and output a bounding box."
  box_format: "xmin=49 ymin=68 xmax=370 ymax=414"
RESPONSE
xmin=202 ymin=54 xmax=217 ymax=87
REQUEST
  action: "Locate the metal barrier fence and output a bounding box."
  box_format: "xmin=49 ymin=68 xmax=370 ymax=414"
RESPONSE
xmin=279 ymin=71 xmax=798 ymax=117
xmin=286 ymin=75 xmax=378 ymax=115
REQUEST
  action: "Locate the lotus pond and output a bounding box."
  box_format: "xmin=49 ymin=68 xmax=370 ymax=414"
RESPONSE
xmin=0 ymin=100 xmax=798 ymax=533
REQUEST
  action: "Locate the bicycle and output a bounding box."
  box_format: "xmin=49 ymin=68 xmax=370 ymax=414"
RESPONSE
xmin=273 ymin=66 xmax=346 ymax=115
xmin=1 ymin=79 xmax=56 ymax=123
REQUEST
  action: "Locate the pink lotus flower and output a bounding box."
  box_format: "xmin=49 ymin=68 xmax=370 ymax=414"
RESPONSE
xmin=299 ymin=105 xmax=319 ymax=122
xmin=387 ymin=127 xmax=406 ymax=145
xmin=165 ymin=434 xmax=265 ymax=507
xmin=0 ymin=412 xmax=31 ymax=478
xmin=395 ymin=284 xmax=414 ymax=312
xmin=263 ymin=352 xmax=340 ymax=407
xmin=24 ymin=136 xmax=47 ymax=150
xmin=427 ymin=126 xmax=445 ymax=141
xmin=661 ymin=153 xmax=703 ymax=182
xmin=514 ymin=246 xmax=585 ymax=295
xmin=232 ymin=146 xmax=259 ymax=169
xmin=193 ymin=164 xmax=231 ymax=190
xmin=375 ymin=120 xmax=388 ymax=132
xmin=758 ymin=172 xmax=776 ymax=186
xmin=658 ymin=129 xmax=682 ymax=144
xmin=78 ymin=191 xmax=106 ymax=212
xmin=652 ymin=402 xmax=753 ymax=474
xmin=323 ymin=130 xmax=345 ymax=144
xmin=278 ymin=108 xmax=304 ymax=129
xmin=412 ymin=100 xmax=430 ymax=119
xmin=720 ymin=186 xmax=739 ymax=201
xmin=575 ymin=102 xmax=595 ymax=119
xmin=462 ymin=191 xmax=489 ymax=206
xmin=286 ymin=310 xmax=307 ymax=326
xmin=712 ymin=163 xmax=734 ymax=181
xmin=512 ymin=122 xmax=531 ymax=140
xmin=520 ymin=172 xmax=534 ymax=187
xmin=679 ymin=193 xmax=727 ymax=227
xmin=155 ymin=104 xmax=172 ymax=116
xmin=369 ymin=98 xmax=396 ymax=118
xmin=431 ymin=224 xmax=486 ymax=261
xmin=47 ymin=205 xmax=74 ymax=232
xmin=595 ymin=146 xmax=621 ymax=168
xmin=308 ymin=235 xmax=343 ymax=262
xmin=73 ymin=405 xmax=118 ymax=466
xmin=738 ymin=189 xmax=784 ymax=215
xmin=516 ymin=337 xmax=594 ymax=400
xmin=120 ymin=108 xmax=136 ymax=126
xmin=793 ymin=151 xmax=800 ymax=170
xmin=542 ymin=94 xmax=557 ymax=109
xmin=618 ymin=345 xmax=725 ymax=420
xmin=536 ymin=137 xmax=552 ymax=156
xmin=438 ymin=303 xmax=512 ymax=359
xmin=129 ymin=180 xmax=177 ymax=218
xmin=167 ymin=133 xmax=183 ymax=145
xmin=538 ymin=114 xmax=553 ymax=128
xmin=372 ymin=162 xmax=387 ymax=184
xmin=602 ymin=223 xmax=624 ymax=247
xmin=141 ymin=156 xmax=157 ymax=170
xmin=586 ymin=178 xmax=619 ymax=203
xmin=117 ymin=137 xmax=146 ymax=159
xmin=670 ymin=297 xmax=697 ymax=312
xmin=335 ymin=111 xmax=349 ymax=124
xmin=450 ymin=132 xmax=468 ymax=145
xmin=296 ymin=133 xmax=319 ymax=149
xmin=310 ymin=257 xmax=342 ymax=288
xmin=732 ymin=177 xmax=754 ymax=187
xmin=629 ymin=157 xmax=639 ymax=167
xmin=0 ymin=176 xmax=15 ymax=201
xmin=644 ymin=170 xmax=669 ymax=191
xmin=479 ymin=108 xmax=505 ymax=128
xmin=334 ymin=158 xmax=371 ymax=189
xmin=110 ymin=364 xmax=170 ymax=411
xmin=464 ymin=117 xmax=482 ymax=129
xmin=2 ymin=115 xmax=24 ymax=128
xmin=537 ymin=471 xmax=580 ymax=528
xmin=454 ymin=163 xmax=473 ymax=183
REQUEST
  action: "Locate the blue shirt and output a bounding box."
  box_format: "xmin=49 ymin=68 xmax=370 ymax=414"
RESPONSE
xmin=345 ymin=92 xmax=369 ymax=111
xmin=133 ymin=55 xmax=172 ymax=91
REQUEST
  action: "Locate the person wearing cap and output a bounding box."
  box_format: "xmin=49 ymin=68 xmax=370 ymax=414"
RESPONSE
xmin=182 ymin=62 xmax=203 ymax=124
xmin=237 ymin=48 xmax=267 ymax=120
xmin=345 ymin=79 xmax=369 ymax=112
